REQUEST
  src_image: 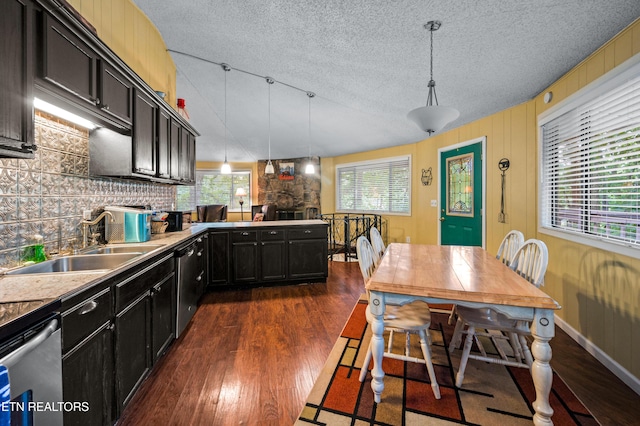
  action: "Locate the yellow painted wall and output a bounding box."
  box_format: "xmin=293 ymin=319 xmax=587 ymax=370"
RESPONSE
xmin=195 ymin=161 xmax=259 ymax=223
xmin=323 ymin=18 xmax=640 ymax=380
xmin=67 ymin=0 xmax=177 ymax=111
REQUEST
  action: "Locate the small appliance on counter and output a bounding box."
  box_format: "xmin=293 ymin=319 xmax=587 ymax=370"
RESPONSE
xmin=166 ymin=211 xmax=192 ymax=232
xmin=104 ymin=206 xmax=152 ymax=243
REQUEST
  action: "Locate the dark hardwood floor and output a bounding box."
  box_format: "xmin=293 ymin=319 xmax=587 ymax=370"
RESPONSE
xmin=119 ymin=260 xmax=640 ymax=425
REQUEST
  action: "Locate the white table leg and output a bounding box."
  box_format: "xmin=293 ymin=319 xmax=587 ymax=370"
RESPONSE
xmin=530 ymin=308 xmax=555 ymax=426
xmin=368 ymin=291 xmax=386 ymax=403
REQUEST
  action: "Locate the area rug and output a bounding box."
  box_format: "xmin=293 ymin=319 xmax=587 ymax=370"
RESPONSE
xmin=297 ymin=301 xmax=599 ymax=425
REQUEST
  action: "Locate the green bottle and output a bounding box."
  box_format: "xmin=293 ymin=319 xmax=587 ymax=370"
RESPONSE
xmin=22 ymin=234 xmax=47 ymax=263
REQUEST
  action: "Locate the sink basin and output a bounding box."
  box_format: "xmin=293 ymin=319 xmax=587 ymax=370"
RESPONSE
xmin=6 ymin=253 xmax=142 ymax=275
xmin=81 ymin=244 xmax=164 ymax=255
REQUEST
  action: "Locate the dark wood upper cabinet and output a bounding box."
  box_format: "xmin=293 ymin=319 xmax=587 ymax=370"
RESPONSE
xmin=0 ymin=0 xmax=35 ymax=158
xmin=169 ymin=119 xmax=181 ymax=181
xmin=132 ymin=90 xmax=157 ymax=176
xmin=157 ymin=108 xmax=171 ymax=179
xmin=98 ymin=60 xmax=133 ymax=124
xmin=40 ymin=12 xmax=97 ymax=105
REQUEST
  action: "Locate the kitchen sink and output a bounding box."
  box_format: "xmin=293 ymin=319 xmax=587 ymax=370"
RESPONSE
xmin=81 ymin=244 xmax=164 ymax=255
xmin=5 ymin=253 xmax=142 ymax=275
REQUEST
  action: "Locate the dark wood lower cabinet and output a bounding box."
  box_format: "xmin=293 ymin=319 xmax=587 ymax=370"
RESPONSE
xmin=209 ymin=231 xmax=230 ymax=285
xmin=207 ymin=221 xmax=328 ymax=287
xmin=151 ymin=274 xmax=175 ymax=362
xmin=62 ymin=324 xmax=114 ymax=426
xmin=115 ymin=292 xmax=151 ymax=415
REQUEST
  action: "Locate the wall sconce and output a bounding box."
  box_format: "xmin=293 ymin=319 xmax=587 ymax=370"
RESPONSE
xmin=421 ymin=167 xmax=433 ymax=186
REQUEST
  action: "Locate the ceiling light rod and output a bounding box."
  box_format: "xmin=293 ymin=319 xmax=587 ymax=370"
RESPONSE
xmin=305 ymin=91 xmax=315 ymax=174
xmin=168 ymin=49 xmax=316 ymax=97
xmin=221 ymin=63 xmax=232 ymax=174
xmin=407 ymin=20 xmax=460 ymax=135
xmin=265 ymin=77 xmax=275 ymax=174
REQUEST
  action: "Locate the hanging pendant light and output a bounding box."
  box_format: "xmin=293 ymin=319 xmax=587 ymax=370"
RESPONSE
xmin=305 ymin=91 xmax=315 ymax=174
xmin=265 ymin=77 xmax=275 ymax=174
xmin=220 ymin=63 xmax=232 ymax=174
xmin=407 ymin=21 xmax=459 ymax=135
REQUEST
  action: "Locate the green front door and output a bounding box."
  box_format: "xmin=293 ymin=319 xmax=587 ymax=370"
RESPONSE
xmin=440 ymin=141 xmax=483 ymax=246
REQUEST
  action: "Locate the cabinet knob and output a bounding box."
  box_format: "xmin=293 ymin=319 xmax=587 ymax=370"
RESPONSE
xmin=102 ymin=104 xmax=110 ymax=110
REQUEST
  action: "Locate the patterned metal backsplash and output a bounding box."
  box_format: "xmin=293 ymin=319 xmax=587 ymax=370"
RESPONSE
xmin=0 ymin=112 xmax=176 ymax=269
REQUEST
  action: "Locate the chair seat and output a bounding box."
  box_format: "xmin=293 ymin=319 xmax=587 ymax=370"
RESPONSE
xmin=455 ymin=306 xmax=529 ymax=334
xmin=366 ymin=301 xmax=432 ymax=331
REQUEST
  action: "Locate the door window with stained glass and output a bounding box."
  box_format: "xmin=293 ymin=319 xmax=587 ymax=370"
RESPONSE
xmin=447 ymin=153 xmax=474 ymax=216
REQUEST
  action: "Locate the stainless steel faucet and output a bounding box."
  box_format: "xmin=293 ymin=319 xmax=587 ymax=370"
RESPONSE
xmin=80 ymin=211 xmax=115 ymax=249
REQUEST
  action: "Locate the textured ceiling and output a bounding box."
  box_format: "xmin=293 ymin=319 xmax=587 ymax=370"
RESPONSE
xmin=132 ymin=0 xmax=640 ymax=163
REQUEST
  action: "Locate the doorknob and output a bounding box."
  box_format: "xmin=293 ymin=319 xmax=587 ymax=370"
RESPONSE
xmin=439 ymin=217 xmax=445 ymax=222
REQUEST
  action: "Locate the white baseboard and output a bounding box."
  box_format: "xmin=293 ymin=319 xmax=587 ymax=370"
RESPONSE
xmin=555 ymin=314 xmax=640 ymax=396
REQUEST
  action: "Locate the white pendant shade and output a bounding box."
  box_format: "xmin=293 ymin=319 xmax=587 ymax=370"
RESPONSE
xmin=265 ymin=160 xmax=275 ymax=174
xmin=221 ymin=161 xmax=231 ymax=174
xmin=407 ymin=105 xmax=460 ymax=134
xmin=305 ymin=162 xmax=315 ymax=174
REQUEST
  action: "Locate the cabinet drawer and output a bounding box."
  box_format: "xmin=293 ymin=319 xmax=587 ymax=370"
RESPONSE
xmin=62 ymin=287 xmax=111 ymax=353
xmin=260 ymin=229 xmax=284 ymax=241
xmin=115 ymin=255 xmax=174 ymax=312
xmin=232 ymin=230 xmax=258 ymax=243
xmin=288 ymin=227 xmax=327 ymax=240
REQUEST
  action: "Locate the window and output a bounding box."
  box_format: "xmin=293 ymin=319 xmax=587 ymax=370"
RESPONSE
xmin=176 ymin=170 xmax=250 ymax=211
xmin=336 ymin=155 xmax=411 ymax=215
xmin=539 ymin=57 xmax=640 ymax=256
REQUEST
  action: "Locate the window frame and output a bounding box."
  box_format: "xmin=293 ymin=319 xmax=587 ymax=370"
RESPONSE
xmin=538 ymin=53 xmax=640 ymax=259
xmin=176 ymin=169 xmax=251 ymax=212
xmin=335 ymin=155 xmax=412 ymax=216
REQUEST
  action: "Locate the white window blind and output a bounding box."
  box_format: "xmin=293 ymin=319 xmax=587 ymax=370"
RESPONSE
xmin=176 ymin=170 xmax=250 ymax=211
xmin=540 ymin=67 xmax=640 ymax=250
xmin=336 ymin=156 xmax=411 ymax=214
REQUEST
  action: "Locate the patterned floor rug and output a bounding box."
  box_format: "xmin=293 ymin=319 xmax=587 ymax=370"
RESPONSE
xmin=297 ymin=301 xmax=599 ymax=425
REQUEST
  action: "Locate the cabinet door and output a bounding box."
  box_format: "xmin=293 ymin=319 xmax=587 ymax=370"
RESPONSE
xmin=157 ymin=108 xmax=171 ymax=178
xmin=63 ymin=323 xmax=114 ymax=426
xmin=115 ymin=292 xmax=151 ymax=415
xmin=151 ymin=273 xmax=175 ymax=362
xmin=288 ymin=238 xmax=328 ymax=280
xmin=232 ymin=242 xmax=259 ymax=282
xmin=179 ymin=127 xmax=190 ymax=182
xmin=261 ymin=240 xmax=286 ymax=281
xmin=169 ymin=119 xmax=181 ymax=180
xmin=98 ymin=60 xmax=132 ymax=124
xmin=0 ymin=0 xmax=35 ymax=155
xmin=40 ymin=13 xmax=97 ymax=105
xmin=132 ymin=90 xmax=156 ymax=176
xmin=209 ymin=231 xmax=230 ymax=285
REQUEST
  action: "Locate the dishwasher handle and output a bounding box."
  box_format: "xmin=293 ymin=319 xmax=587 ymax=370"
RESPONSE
xmin=0 ymin=318 xmax=59 ymax=368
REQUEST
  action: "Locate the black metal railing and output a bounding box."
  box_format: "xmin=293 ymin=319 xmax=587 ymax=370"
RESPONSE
xmin=319 ymin=213 xmax=386 ymax=260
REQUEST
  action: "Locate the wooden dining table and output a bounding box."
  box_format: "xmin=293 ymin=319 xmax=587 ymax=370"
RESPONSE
xmin=366 ymin=243 xmax=561 ymax=426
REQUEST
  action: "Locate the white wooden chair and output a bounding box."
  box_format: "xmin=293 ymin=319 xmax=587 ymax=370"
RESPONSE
xmin=356 ymin=236 xmax=440 ymax=399
xmin=449 ymin=239 xmax=548 ymax=388
xmin=496 ymin=230 xmax=525 ymax=267
xmin=369 ymin=226 xmax=386 ymax=266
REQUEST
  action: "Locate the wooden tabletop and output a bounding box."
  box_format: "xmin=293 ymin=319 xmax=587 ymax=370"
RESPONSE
xmin=367 ymin=243 xmax=560 ymax=310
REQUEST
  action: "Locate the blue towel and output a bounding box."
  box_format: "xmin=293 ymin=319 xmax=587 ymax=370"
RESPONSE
xmin=0 ymin=365 xmax=9 ymax=426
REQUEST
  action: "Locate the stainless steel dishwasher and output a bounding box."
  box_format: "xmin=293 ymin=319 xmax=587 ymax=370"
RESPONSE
xmin=175 ymin=240 xmax=200 ymax=337
xmin=0 ymin=315 xmax=63 ymax=425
